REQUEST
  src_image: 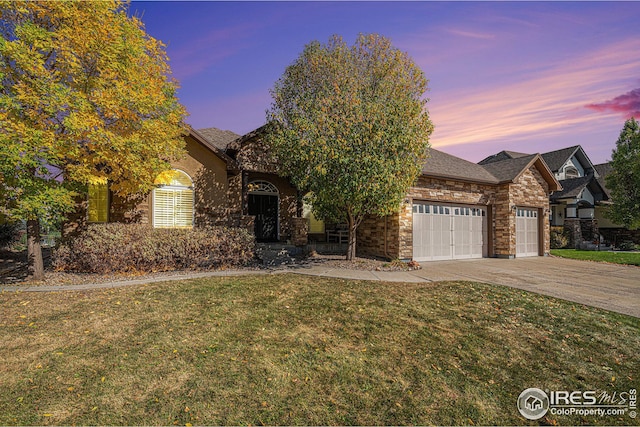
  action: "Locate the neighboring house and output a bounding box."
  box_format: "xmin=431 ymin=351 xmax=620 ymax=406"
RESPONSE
xmin=480 ymin=145 xmax=614 ymax=248
xmin=80 ymin=125 xmax=563 ymax=261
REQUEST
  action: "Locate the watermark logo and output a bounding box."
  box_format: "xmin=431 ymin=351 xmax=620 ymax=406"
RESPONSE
xmin=517 ymin=388 xmax=550 ymax=420
xmin=518 ymin=388 xmax=637 ymax=420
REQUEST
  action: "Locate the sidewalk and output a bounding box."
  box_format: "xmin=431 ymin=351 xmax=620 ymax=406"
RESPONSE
xmin=0 ymin=265 xmax=427 ymax=293
xmin=2 ymin=258 xmax=638 ymax=318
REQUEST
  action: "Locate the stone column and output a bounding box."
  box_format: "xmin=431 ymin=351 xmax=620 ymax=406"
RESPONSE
xmin=563 ymin=218 xmax=582 ymax=249
xmin=291 ymin=217 xmax=309 ymax=247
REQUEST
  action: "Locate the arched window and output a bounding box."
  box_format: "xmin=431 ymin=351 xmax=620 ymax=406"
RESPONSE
xmin=153 ymin=170 xmax=194 ymax=228
xmin=247 ymin=180 xmax=279 ymax=195
xmin=564 ymin=166 xmax=579 ymax=179
xmin=247 ymin=180 xmax=279 ymax=242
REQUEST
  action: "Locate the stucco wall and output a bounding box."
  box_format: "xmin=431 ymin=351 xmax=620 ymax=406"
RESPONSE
xmin=108 ymin=134 xmax=231 ymax=227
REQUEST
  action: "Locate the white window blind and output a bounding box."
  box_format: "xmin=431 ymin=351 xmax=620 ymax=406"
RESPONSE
xmin=153 ymin=170 xmax=194 ymax=228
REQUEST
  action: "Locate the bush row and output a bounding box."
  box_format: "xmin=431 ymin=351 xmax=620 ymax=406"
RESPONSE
xmin=53 ymin=223 xmax=255 ymax=274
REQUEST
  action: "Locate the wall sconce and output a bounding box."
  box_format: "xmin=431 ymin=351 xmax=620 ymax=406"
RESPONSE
xmin=510 ymin=205 xmax=517 ymax=212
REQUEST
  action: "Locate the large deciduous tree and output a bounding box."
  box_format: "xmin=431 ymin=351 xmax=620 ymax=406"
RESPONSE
xmin=606 ymin=117 xmax=640 ymax=229
xmin=0 ymin=1 xmax=187 ymax=280
xmin=266 ymin=34 xmax=433 ymax=260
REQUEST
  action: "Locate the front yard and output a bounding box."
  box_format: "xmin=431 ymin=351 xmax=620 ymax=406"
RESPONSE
xmin=1 ymin=274 xmax=638 ymax=425
xmin=551 ymin=249 xmax=640 ymax=266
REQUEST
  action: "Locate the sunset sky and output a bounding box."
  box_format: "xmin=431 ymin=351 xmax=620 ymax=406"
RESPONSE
xmin=132 ymin=1 xmax=640 ymax=165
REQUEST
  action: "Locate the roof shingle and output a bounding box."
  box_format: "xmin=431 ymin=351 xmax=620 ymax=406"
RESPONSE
xmin=423 ymin=149 xmax=499 ymax=184
xmin=197 ymin=127 xmax=240 ymax=151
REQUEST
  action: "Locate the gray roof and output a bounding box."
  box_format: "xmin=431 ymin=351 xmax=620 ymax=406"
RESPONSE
xmin=540 ymin=146 xmax=581 ymax=172
xmin=478 ymin=150 xmax=530 ymax=165
xmin=550 ymin=175 xmax=609 ymax=203
xmin=480 ymin=154 xmax=539 ymax=182
xmin=594 ymin=162 xmax=613 ymax=198
xmin=594 ymin=162 xmax=612 ymax=177
xmin=423 ymin=149 xmax=500 ymax=184
xmin=550 ymin=176 xmax=592 ymax=200
xmin=197 ymin=127 xmax=240 ymax=151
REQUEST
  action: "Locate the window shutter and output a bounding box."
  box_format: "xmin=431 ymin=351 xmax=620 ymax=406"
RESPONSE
xmin=88 ymin=183 xmax=108 ymax=223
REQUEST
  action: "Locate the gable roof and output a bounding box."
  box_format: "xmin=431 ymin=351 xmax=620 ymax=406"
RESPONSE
xmin=197 ymin=127 xmax=241 ymax=151
xmin=422 ymin=149 xmax=561 ymax=190
xmin=540 ymin=145 xmax=597 ymax=176
xmin=478 ymin=150 xmax=530 ymax=165
xmin=480 ymin=153 xmax=562 ymax=191
xmin=551 ymin=175 xmax=609 ymax=203
xmin=423 ymin=149 xmax=500 ymax=184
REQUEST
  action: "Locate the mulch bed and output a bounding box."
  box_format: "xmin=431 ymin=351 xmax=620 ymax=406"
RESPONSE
xmin=1 ymin=250 xmax=420 ymax=288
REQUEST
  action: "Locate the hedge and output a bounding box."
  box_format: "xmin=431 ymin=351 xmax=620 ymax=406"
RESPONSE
xmin=53 ymin=223 xmax=255 ymax=274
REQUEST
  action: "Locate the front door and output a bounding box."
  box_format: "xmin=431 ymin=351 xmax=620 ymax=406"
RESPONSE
xmin=248 ymin=194 xmax=278 ymax=242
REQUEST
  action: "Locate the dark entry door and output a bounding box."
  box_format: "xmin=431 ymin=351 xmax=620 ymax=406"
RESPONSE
xmin=248 ymin=194 xmax=278 ymax=242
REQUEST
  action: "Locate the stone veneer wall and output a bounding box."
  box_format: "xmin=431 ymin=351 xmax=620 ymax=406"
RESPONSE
xmin=357 ymin=166 xmax=551 ymax=260
xmin=357 ymin=211 xmax=402 ymax=259
xmin=504 ymin=166 xmax=551 ymax=256
xmin=357 ymin=176 xmax=499 ymax=260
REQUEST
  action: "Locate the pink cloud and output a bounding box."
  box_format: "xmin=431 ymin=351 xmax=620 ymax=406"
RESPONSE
xmin=586 ymin=88 xmax=640 ymax=119
xmin=426 ymin=38 xmax=640 ymax=150
xmin=446 ymin=29 xmax=495 ymax=40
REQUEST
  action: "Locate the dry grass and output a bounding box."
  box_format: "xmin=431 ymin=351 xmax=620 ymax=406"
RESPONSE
xmin=0 ymin=274 xmax=638 ymax=425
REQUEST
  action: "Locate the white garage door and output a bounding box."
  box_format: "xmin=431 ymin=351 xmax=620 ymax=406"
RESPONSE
xmin=516 ymin=208 xmax=539 ymax=257
xmin=412 ymin=203 xmax=487 ymax=261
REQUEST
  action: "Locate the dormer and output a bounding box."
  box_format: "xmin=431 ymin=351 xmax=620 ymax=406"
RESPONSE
xmin=542 ymin=145 xmax=597 ymax=180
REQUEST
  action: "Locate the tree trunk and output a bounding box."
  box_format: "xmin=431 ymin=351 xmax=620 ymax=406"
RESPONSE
xmin=27 ymin=218 xmax=45 ymax=281
xmin=346 ymin=213 xmax=357 ymax=261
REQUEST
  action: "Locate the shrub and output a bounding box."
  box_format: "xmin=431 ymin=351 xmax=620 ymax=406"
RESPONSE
xmin=617 ymin=240 xmax=639 ymax=251
xmin=53 ymin=223 xmax=255 ymax=274
xmin=0 ymin=222 xmax=22 ymax=249
xmin=550 ymin=226 xmax=570 ymax=249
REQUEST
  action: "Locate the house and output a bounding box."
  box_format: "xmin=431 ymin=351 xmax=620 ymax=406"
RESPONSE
xmin=81 ymin=126 xmax=562 ymax=261
xmin=480 ymin=145 xmax=613 ymax=248
xmin=592 ymin=162 xmax=640 ymax=246
xmin=80 ymin=126 xmax=309 ymax=246
xmin=358 ymin=149 xmax=561 ymax=261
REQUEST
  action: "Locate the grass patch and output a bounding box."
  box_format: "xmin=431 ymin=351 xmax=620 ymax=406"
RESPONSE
xmin=1 ymin=274 xmax=638 ymax=425
xmin=551 ymin=249 xmax=640 ymax=266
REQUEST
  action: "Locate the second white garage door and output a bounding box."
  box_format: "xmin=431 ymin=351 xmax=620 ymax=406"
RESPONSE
xmin=412 ymin=203 xmax=487 ymax=261
xmin=516 ymin=207 xmax=539 ymax=257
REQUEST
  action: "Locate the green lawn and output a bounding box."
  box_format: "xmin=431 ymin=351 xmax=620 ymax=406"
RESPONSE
xmin=1 ymin=274 xmax=638 ymax=426
xmin=551 ymin=249 xmax=640 ymax=266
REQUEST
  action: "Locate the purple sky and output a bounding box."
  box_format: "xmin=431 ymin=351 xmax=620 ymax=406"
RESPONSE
xmin=132 ymin=1 xmax=640 ymax=165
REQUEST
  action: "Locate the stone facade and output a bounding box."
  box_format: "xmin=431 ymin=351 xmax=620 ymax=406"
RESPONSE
xmin=358 ymin=164 xmax=552 ymax=260
xmin=507 ymin=166 xmax=551 ymax=256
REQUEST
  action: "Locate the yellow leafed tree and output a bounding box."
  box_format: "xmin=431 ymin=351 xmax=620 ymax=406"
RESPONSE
xmin=0 ymin=1 xmax=187 ymax=279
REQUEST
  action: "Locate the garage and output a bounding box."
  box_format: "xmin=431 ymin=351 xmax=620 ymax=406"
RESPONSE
xmin=516 ymin=207 xmax=539 ymax=257
xmin=412 ymin=202 xmax=487 ymax=261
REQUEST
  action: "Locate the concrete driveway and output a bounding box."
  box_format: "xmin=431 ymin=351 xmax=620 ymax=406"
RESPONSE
xmin=409 ymin=256 xmax=640 ymax=318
